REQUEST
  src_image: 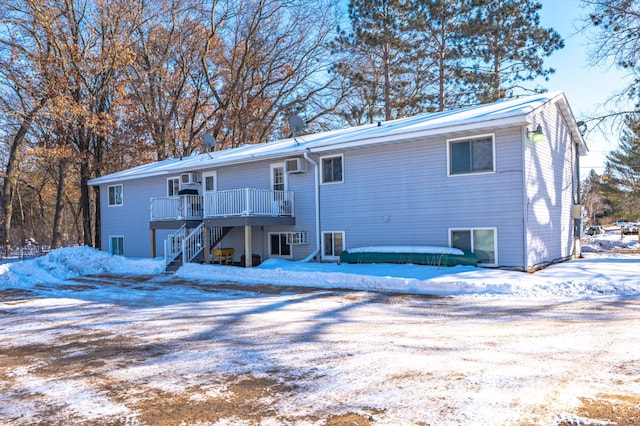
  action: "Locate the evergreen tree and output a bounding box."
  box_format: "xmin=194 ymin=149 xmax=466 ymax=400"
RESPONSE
xmin=414 ymin=0 xmax=473 ymax=111
xmin=333 ymin=0 xmax=428 ymax=123
xmin=462 ymin=0 xmax=564 ymax=102
xmin=604 ymin=114 xmax=640 ymax=220
xmin=581 ymin=170 xmax=612 ymax=224
xmin=333 ymin=0 xmax=563 ymax=125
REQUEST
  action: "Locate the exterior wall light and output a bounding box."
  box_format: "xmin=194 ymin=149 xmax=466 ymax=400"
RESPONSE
xmin=528 ymin=124 xmax=546 ymax=143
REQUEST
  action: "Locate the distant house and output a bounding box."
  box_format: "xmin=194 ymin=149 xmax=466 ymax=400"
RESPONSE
xmin=88 ymin=92 xmax=587 ymax=271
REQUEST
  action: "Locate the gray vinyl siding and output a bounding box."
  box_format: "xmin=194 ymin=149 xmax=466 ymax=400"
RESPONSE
xmin=99 ymin=158 xmax=318 ymax=261
xmin=525 ymin=106 xmax=577 ymax=269
xmin=211 ymin=160 xmax=318 ymax=262
xmin=318 ymin=127 xmax=525 ymax=268
xmin=268 ymin=166 xmax=317 ymax=260
xmin=97 ymin=103 xmax=577 ymax=269
xmin=100 ymin=178 xmax=158 ymax=258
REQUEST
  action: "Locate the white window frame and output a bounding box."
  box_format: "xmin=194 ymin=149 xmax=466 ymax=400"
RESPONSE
xmin=167 ymin=177 xmax=180 ymax=196
xmin=447 ymin=133 xmax=496 ymax=177
xmin=268 ymin=232 xmax=293 ymax=259
xmin=320 ymin=154 xmax=344 ymax=185
xmin=107 ymin=184 xmax=123 ymax=207
xmin=109 ymin=235 xmax=125 ymax=256
xmin=448 ymin=227 xmax=498 ymax=266
xmin=322 ymin=230 xmax=345 ymax=260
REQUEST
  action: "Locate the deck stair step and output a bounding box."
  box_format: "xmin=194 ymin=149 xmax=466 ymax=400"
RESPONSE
xmin=165 ymin=257 xmax=182 ymax=273
xmin=164 ymin=225 xmax=234 ymax=272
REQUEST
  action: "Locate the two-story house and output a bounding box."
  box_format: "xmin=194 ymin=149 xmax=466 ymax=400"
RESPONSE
xmin=88 ymin=91 xmax=587 ymax=271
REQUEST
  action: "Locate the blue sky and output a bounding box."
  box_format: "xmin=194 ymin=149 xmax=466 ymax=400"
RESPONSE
xmin=532 ymin=0 xmax=633 ymax=177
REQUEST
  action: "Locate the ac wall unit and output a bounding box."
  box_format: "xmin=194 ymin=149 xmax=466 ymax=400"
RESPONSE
xmin=181 ymin=172 xmax=199 ymax=184
xmin=285 ymin=158 xmax=307 ymax=174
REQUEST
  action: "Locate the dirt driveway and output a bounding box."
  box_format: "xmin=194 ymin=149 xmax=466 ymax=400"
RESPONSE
xmin=1 ymin=274 xmax=639 ymax=425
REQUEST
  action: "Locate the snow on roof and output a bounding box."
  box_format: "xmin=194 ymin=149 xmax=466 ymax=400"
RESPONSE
xmin=345 ymin=246 xmax=465 ymax=255
xmin=89 ymin=91 xmax=581 ymax=185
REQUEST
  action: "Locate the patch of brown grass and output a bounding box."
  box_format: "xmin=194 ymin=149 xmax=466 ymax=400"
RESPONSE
xmin=559 ymin=394 xmax=640 ymax=426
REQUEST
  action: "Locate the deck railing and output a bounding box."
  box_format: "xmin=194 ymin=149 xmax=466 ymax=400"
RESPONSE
xmin=151 ymin=189 xmax=294 ymax=221
xmin=204 ymin=188 xmax=294 ymax=217
xmin=150 ymin=195 xmax=203 ymax=221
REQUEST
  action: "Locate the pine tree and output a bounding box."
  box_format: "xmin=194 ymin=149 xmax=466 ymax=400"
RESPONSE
xmin=462 ymin=0 xmax=564 ymax=103
xmin=581 ymin=170 xmax=612 ymax=224
xmin=413 ymin=0 xmax=473 ymax=111
xmin=332 ymin=0 xmax=563 ymax=123
xmin=333 ymin=0 xmax=426 ymax=123
xmin=604 ymin=115 xmax=640 ymax=220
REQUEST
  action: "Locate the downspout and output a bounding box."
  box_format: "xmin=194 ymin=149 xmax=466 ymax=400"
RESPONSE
xmin=522 ymin=125 xmax=529 ymax=271
xmin=302 ymin=150 xmax=320 ymax=262
xmin=573 ymin=142 xmax=582 ymax=259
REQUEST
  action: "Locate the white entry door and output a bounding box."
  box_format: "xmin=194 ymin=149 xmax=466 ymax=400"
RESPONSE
xmin=202 ymin=171 xmax=217 ymax=215
xmin=270 ymin=163 xmax=287 ymax=192
xmin=270 ymin=163 xmax=288 ymax=216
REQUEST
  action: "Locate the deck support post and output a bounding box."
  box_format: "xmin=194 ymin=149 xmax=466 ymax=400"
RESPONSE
xmin=244 ymin=225 xmax=252 ymax=267
xmin=203 ymin=226 xmax=211 ymax=264
xmin=150 ymin=229 xmax=156 ymax=258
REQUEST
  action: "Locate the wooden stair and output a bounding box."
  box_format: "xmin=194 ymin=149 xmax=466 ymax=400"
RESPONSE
xmin=165 ymin=258 xmax=182 ymax=273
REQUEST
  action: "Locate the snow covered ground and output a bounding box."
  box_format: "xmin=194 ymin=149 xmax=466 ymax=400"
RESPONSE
xmin=1 ymin=232 xmax=640 ymax=298
xmin=1 ymin=232 xmax=639 ymax=425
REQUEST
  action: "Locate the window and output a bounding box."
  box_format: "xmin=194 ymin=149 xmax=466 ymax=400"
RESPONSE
xmin=450 ymin=228 xmax=497 ymax=265
xmin=322 ymin=231 xmax=344 ymax=259
xmin=167 ymin=177 xmax=180 ymax=196
xmin=109 ymin=236 xmax=124 ymax=256
xmin=269 ymin=233 xmax=291 ymax=257
xmin=203 ymin=172 xmax=217 ymax=193
xmin=321 ymin=155 xmax=343 ymax=184
xmin=287 ymin=231 xmax=309 ymax=245
xmin=108 ymin=185 xmax=123 ymax=206
xmin=448 ymin=135 xmax=494 ymax=175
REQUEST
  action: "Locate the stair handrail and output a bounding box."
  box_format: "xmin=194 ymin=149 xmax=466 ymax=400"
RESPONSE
xmin=182 ymin=222 xmax=204 ymax=264
xmin=165 ymin=223 xmax=186 ymax=265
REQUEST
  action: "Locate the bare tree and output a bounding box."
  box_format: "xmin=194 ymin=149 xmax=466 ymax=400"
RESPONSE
xmin=202 ymin=0 xmax=342 ymax=148
xmin=0 ymin=0 xmax=346 ymax=252
xmin=125 ymin=0 xmax=216 ymax=160
xmin=1 ymin=0 xmax=140 ymax=246
xmin=584 ymin=0 xmax=640 ymax=101
xmin=0 ymin=0 xmax=60 ymax=254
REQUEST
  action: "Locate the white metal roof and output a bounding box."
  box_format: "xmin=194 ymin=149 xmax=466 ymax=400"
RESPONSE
xmin=89 ymin=91 xmax=587 ymax=185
